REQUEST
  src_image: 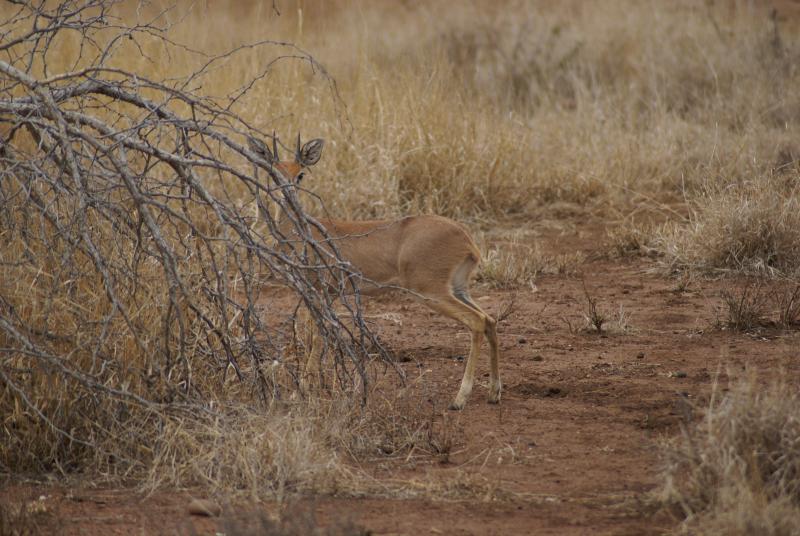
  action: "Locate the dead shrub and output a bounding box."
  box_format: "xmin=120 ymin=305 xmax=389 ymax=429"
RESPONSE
xmin=660 ymin=375 xmax=800 ymax=534
xmin=0 ymin=0 xmax=391 ymax=492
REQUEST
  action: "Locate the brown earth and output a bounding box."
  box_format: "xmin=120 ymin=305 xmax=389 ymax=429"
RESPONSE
xmin=3 ymin=223 xmax=799 ymax=535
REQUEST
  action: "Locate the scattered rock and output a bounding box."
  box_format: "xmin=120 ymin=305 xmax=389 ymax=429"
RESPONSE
xmin=670 ymin=371 xmax=688 ymax=379
xmin=636 ymin=352 xmax=645 ymax=359
xmin=518 ymin=337 xmax=527 ymax=344
xmin=531 ymin=354 xmax=544 ymax=362
xmin=187 ymin=499 xmax=221 ymax=517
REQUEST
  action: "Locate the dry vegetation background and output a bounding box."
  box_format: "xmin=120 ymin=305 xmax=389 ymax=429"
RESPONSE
xmin=1 ymin=0 xmax=800 ymax=533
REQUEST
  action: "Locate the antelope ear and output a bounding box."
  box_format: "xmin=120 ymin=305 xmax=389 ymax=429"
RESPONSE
xmin=299 ymin=138 xmax=325 ymax=166
xmin=248 ymin=136 xmax=274 ymax=164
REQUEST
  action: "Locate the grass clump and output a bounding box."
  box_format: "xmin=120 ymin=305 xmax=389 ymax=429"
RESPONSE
xmin=653 ymin=179 xmax=800 ymax=277
xmin=716 ymin=281 xmax=800 ymax=332
xmin=476 ymin=231 xmax=584 ymax=289
xmin=718 ymin=282 xmax=769 ymax=332
xmin=660 ymin=375 xmax=800 ymax=535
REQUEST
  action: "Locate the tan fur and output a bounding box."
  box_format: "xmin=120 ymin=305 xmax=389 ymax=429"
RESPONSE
xmin=270 ymin=139 xmax=501 ymax=409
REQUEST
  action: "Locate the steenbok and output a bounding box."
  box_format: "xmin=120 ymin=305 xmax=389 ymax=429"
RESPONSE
xmin=249 ymin=134 xmax=500 ymax=410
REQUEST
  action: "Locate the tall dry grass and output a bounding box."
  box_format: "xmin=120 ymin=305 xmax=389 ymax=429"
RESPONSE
xmin=661 ymin=375 xmax=800 ymax=535
xmin=2 ymin=0 xmax=800 ymax=498
xmin=652 ymin=177 xmax=800 ymax=276
xmin=89 ymin=0 xmax=799 ymax=222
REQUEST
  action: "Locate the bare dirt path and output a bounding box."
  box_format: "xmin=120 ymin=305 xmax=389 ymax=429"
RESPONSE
xmin=4 ymin=225 xmax=799 ymax=535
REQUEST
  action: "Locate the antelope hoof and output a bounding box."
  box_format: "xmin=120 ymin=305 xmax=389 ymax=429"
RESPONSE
xmin=448 ymin=400 xmax=466 ymax=411
xmin=488 ymin=382 xmax=502 ymax=404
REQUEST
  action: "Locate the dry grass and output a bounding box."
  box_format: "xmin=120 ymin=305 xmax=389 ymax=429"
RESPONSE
xmin=0 ymin=495 xmax=55 ymax=536
xmin=660 ymin=375 xmax=800 ymax=535
xmin=719 ymin=282 xmax=770 ymax=331
xmin=715 ymin=281 xmax=800 ymax=332
xmin=2 ymin=0 xmax=800 ymax=504
xmin=652 ymin=178 xmax=800 ymax=277
xmin=776 ymin=284 xmax=800 ymax=328
xmin=67 ymin=0 xmax=796 ymax=223
xmin=346 ymin=386 xmax=464 ymax=465
xmin=476 ymin=231 xmax=584 ymax=289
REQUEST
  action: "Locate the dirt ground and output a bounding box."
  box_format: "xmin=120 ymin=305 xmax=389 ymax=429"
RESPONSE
xmin=3 ymin=223 xmax=800 ymax=535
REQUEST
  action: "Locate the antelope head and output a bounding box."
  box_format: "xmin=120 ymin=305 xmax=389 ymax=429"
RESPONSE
xmin=248 ymin=133 xmax=325 ymax=184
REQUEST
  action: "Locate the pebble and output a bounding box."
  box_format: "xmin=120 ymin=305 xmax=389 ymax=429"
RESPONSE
xmin=636 ymin=352 xmax=645 ymax=359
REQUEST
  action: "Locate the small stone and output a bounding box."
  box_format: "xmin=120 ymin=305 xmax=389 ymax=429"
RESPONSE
xmin=531 ymin=354 xmax=544 ymax=362
xmin=636 ymin=352 xmax=645 ymax=359
xmin=187 ymin=499 xmax=221 ymax=517
xmin=673 ymin=371 xmax=688 ymax=378
xmin=518 ymin=337 xmax=527 ymax=344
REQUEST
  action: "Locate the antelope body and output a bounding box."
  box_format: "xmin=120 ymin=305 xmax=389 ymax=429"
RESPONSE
xmin=250 ymin=135 xmax=500 ymax=409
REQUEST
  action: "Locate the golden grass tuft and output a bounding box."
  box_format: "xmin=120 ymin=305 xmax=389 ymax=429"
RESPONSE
xmin=652 ymin=178 xmax=800 ymax=276
xmin=475 ymin=230 xmax=584 ymax=289
xmin=660 ymin=375 xmax=800 ymax=534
